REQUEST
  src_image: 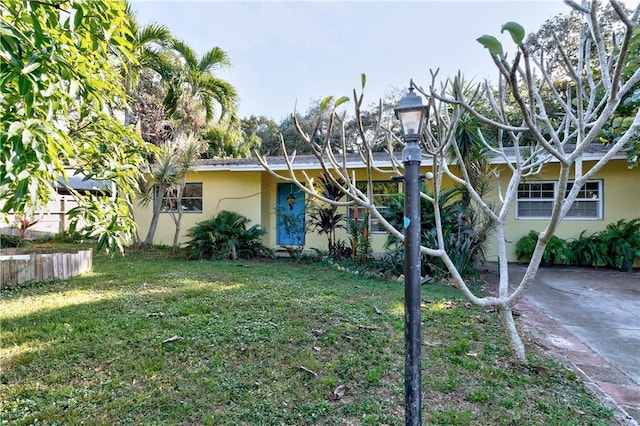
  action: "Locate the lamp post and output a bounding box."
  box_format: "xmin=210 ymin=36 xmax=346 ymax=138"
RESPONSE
xmin=394 ymin=81 xmax=428 ymax=426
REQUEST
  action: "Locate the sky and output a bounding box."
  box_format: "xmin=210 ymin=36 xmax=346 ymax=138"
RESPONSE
xmin=129 ymin=1 xmax=613 ymax=121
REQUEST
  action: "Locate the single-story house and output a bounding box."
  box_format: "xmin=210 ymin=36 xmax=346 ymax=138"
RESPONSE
xmin=133 ymin=145 xmax=640 ymax=263
xmin=1 ymin=175 xmax=111 ymax=240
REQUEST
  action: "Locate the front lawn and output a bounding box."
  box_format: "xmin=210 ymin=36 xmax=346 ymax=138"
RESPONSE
xmin=1 ymin=248 xmax=612 ymax=425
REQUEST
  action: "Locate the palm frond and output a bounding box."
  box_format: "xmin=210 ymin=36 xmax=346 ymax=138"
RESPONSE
xmin=171 ymin=39 xmax=199 ymax=69
xmin=199 ymin=46 xmax=231 ymax=73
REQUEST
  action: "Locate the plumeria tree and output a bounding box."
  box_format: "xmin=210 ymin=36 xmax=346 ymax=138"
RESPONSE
xmin=258 ymin=0 xmax=640 ymax=362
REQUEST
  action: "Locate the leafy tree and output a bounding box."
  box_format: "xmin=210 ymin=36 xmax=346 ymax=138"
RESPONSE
xmin=0 ymin=0 xmax=152 ymax=253
xmin=201 ymin=114 xmax=260 ymax=159
xmin=243 ymin=115 xmax=283 ymax=156
xmin=121 ymin=3 xmax=172 ymax=127
xmin=135 ymin=68 xmax=172 ymax=147
xmin=259 ymin=2 xmax=640 ymax=362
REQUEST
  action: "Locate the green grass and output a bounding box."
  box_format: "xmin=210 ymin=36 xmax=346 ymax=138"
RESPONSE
xmin=1 ymin=247 xmax=613 ymax=425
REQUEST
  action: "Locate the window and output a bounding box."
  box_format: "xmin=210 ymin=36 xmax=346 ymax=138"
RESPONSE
xmin=155 ymin=183 xmax=203 ymax=213
xmin=347 ymin=181 xmax=400 ymax=233
xmin=516 ymin=180 xmax=602 ymax=219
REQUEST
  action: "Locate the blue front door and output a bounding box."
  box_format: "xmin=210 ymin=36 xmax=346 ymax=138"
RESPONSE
xmin=276 ymin=183 xmax=305 ymax=246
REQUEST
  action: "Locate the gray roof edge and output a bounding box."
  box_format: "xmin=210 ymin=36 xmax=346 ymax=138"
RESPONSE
xmin=193 ymin=145 xmax=627 ymax=172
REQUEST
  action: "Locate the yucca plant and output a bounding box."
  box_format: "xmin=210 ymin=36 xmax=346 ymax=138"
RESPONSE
xmin=185 ymin=210 xmax=270 ymax=260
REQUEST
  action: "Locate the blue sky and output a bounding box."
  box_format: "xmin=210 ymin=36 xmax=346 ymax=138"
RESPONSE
xmin=130 ymin=1 xmax=587 ymax=121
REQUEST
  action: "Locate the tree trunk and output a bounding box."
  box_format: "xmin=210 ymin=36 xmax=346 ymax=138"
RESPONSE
xmin=143 ymin=184 xmax=165 ymax=247
xmin=501 ymin=307 xmax=526 ymax=363
xmin=172 ymin=213 xmax=182 ymax=253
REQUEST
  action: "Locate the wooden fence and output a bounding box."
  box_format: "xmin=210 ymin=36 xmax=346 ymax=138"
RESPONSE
xmin=0 ymin=248 xmax=92 ymax=289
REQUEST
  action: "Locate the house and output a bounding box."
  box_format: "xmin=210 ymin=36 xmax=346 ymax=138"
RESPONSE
xmin=132 ymin=145 xmax=640 ymax=262
xmin=1 ymin=175 xmax=112 ymax=240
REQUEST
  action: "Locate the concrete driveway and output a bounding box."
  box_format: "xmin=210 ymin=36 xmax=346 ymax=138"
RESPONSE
xmin=482 ymin=263 xmax=640 ymax=425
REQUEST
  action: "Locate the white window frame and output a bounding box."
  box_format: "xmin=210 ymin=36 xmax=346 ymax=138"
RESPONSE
xmin=347 ymin=181 xmax=400 ymax=233
xmin=155 ymin=182 xmax=203 ymax=213
xmin=516 ymin=180 xmax=603 ymax=220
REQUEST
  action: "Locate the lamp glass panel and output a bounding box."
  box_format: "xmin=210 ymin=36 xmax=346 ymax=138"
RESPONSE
xmin=400 ymin=110 xmax=422 ymax=135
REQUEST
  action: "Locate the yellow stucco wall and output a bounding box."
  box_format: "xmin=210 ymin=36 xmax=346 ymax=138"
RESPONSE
xmin=259 ymin=169 xmax=399 ymax=253
xmin=134 ymin=157 xmax=639 ymax=263
xmin=134 ymin=170 xmax=263 ymax=247
xmin=484 ymin=159 xmax=640 ymax=262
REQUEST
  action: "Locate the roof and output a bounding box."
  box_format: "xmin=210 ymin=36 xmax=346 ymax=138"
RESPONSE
xmin=55 ymin=174 xmax=112 ymax=194
xmin=193 ymin=143 xmax=626 ymax=172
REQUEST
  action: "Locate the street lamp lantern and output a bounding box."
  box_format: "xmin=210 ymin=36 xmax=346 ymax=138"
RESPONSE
xmin=394 ymin=81 xmax=427 ymax=426
xmin=395 ymin=82 xmax=428 ymax=142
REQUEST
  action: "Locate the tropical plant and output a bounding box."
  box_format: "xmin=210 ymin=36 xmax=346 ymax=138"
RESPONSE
xmin=308 ymin=173 xmax=347 ymax=258
xmin=514 ymin=231 xmax=538 ymax=263
xmin=381 ymin=187 xmax=489 ymax=280
xmin=185 ymin=210 xmax=270 ymax=260
xmin=516 ymin=231 xmax=572 ymax=266
xmin=201 ymin=114 xmax=259 ymax=159
xmin=121 ymin=3 xmax=173 ymax=127
xmin=13 ymin=213 xmax=38 ymax=243
xmin=568 ymin=231 xmax=607 ymax=267
xmin=138 ymin=142 xmax=180 ymax=246
xmin=163 ymin=40 xmax=238 ymax=137
xmin=545 ymin=235 xmax=573 ymax=265
xmin=166 ymin=134 xmax=208 ymax=252
xmin=598 ymin=218 xmax=640 ymax=271
xmin=308 ymin=205 xmax=345 ymax=255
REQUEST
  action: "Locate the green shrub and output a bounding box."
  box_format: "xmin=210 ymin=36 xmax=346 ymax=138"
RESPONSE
xmin=598 ymin=218 xmax=640 ymax=271
xmin=519 ymin=219 xmax=640 ymax=271
xmin=380 ymin=187 xmax=490 ymax=281
xmin=515 ymin=231 xmax=538 ymax=263
xmin=0 ymin=233 xmax=20 ymax=248
xmin=568 ymin=230 xmax=607 ymax=267
xmin=515 ymin=231 xmax=572 ymax=265
xmin=185 ymin=210 xmax=271 ymax=260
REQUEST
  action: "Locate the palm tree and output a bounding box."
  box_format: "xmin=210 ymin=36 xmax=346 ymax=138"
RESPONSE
xmin=162 ymin=40 xmax=238 ymax=137
xmin=140 ymin=143 xmax=179 ymax=247
xmin=167 ymin=134 xmax=208 ymax=251
xmin=122 ymin=3 xmax=173 ymax=126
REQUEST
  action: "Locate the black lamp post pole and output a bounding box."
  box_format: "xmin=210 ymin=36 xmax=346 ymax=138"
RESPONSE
xmin=403 ymin=138 xmax=422 ymax=426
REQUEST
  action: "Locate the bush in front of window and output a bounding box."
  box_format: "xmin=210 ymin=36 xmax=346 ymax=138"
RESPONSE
xmin=515 ymin=231 xmax=572 ymax=266
xmin=568 ymin=230 xmax=608 ymax=268
xmin=185 ymin=210 xmax=271 ymax=261
xmin=518 ymin=218 xmax=640 ymax=271
xmin=597 ymin=218 xmax=640 ymax=272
